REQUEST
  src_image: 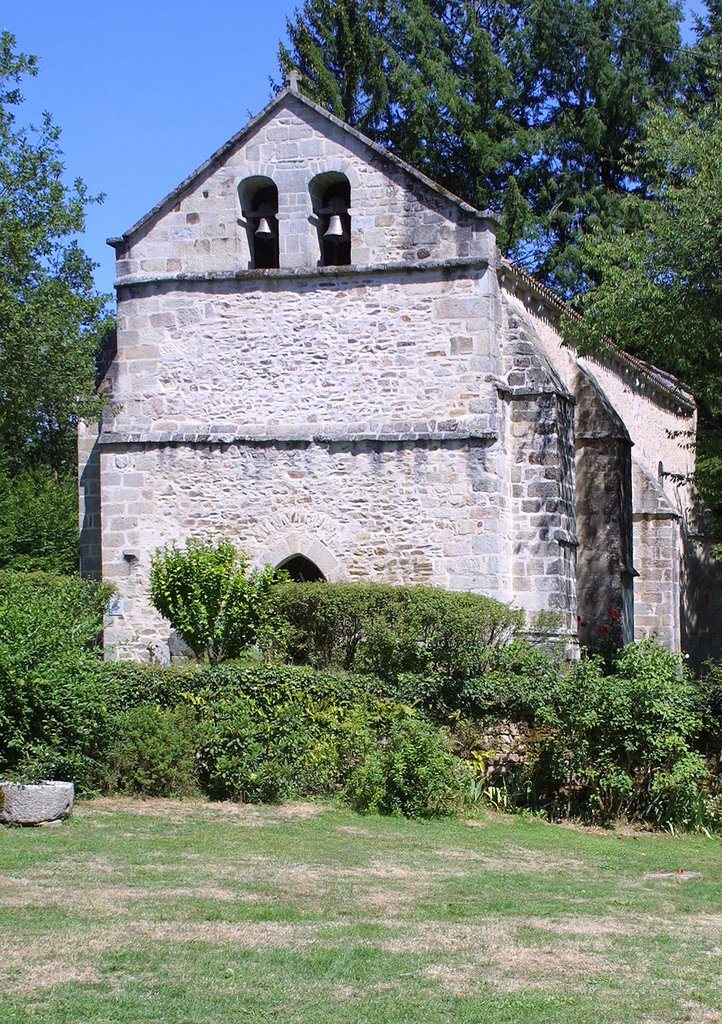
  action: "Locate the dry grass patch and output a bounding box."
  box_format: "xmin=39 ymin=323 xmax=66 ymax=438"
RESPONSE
xmin=526 ymin=915 xmax=644 ymax=938
xmin=680 ymin=1004 xmax=722 ymax=1024
xmin=3 ymin=961 xmax=102 ymax=998
xmin=642 ymin=870 xmax=703 ymax=881
xmin=335 ymin=824 xmax=376 ymax=837
xmin=402 ymin=920 xmax=620 ymax=994
xmin=431 ymin=844 xmax=588 ymax=875
xmin=357 ymin=884 xmax=425 ymax=916
xmin=76 ymin=796 xmax=323 ymax=826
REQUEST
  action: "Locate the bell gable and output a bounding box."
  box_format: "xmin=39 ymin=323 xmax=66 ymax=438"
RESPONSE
xmin=109 ymin=87 xmax=499 ymax=282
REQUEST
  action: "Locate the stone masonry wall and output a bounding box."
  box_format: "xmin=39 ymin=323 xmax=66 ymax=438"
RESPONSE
xmin=113 ymin=92 xmax=496 ymax=281
xmin=78 ymin=421 xmax=102 ymax=581
xmin=632 ymin=461 xmax=682 ymax=651
xmin=96 ymin=251 xmax=584 ymax=658
xmin=502 ymin=284 xmax=695 ymax=652
xmin=99 ymin=437 xmax=509 ymax=659
xmin=499 ymin=301 xmax=578 ymax=637
xmin=634 ymin=515 xmax=681 ymax=650
xmin=106 ymin=268 xmax=502 ymax=437
xmin=503 ymin=287 xmax=695 ymax=496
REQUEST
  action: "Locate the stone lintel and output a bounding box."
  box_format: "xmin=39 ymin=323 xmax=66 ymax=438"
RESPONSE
xmin=114 ymin=256 xmax=490 ymax=291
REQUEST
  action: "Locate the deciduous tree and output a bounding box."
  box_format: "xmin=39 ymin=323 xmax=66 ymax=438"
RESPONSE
xmin=0 ymin=31 xmax=110 ymax=476
xmin=564 ymin=100 xmax=722 ymax=533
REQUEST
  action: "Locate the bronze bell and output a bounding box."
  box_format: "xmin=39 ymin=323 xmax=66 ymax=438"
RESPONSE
xmin=255 ymin=217 xmax=273 ymax=237
xmin=324 ymin=214 xmax=345 ymax=238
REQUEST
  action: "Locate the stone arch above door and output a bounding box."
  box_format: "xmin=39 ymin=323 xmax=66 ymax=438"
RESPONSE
xmin=277 ymin=554 xmax=326 ymax=582
xmin=252 ymin=532 xmax=343 ymax=582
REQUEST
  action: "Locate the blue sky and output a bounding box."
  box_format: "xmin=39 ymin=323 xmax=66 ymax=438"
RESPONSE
xmin=4 ymin=1 xmax=297 ymax=294
xmin=3 ymin=1 xmax=708 ymax=297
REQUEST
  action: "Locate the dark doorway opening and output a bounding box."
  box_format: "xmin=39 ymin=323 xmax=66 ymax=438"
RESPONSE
xmin=279 ymin=555 xmax=326 ymax=582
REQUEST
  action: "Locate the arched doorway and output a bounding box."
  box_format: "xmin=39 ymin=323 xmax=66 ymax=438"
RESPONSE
xmin=278 ymin=555 xmax=326 ymax=582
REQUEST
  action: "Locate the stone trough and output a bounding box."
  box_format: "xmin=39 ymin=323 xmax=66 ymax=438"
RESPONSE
xmin=0 ymin=781 xmax=74 ymax=825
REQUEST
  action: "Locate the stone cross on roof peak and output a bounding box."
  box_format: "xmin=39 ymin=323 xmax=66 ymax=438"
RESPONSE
xmin=287 ymin=69 xmax=301 ymax=91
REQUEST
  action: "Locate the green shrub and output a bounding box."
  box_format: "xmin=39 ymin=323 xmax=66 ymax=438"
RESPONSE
xmin=196 ymin=664 xmax=368 ymax=803
xmin=149 ymin=538 xmax=282 ymax=665
xmin=106 ymin=705 xmax=203 ymax=797
xmin=0 ymin=465 xmax=79 ymax=574
xmin=188 ymin=659 xmax=364 ymax=703
xmin=97 ymin=659 xmax=203 ymax=712
xmin=199 ymin=694 xmax=312 ymax=804
xmin=0 ymin=570 xmax=111 ymax=673
xmin=575 ymin=641 xmax=709 ymax=827
xmin=0 ymin=571 xmax=114 ymax=790
xmin=490 ymin=640 xmax=713 ymax=828
xmin=340 ymin=701 xmax=468 ymax=818
xmin=189 ymin=662 xmax=463 ymax=815
xmin=698 ymin=660 xmax=722 ymax=747
xmin=268 ymin=581 xmax=523 ymax=679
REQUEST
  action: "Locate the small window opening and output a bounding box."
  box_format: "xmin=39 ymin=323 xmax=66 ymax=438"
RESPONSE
xmin=239 ymin=177 xmax=279 ymax=269
xmin=310 ymin=173 xmax=351 ymax=267
xmin=278 ymin=555 xmax=326 ymax=582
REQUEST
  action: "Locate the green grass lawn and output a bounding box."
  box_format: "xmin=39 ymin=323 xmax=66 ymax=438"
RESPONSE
xmin=1 ymin=798 xmax=721 ymax=1023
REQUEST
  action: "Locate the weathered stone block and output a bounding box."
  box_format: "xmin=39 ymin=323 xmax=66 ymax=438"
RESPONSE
xmin=0 ymin=782 xmax=74 ymax=825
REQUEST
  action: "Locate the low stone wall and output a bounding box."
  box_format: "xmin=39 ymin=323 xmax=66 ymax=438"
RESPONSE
xmin=478 ymin=719 xmax=531 ymax=778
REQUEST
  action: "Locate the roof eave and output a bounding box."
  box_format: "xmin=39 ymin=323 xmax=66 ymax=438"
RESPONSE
xmin=501 ymin=257 xmax=696 ymax=414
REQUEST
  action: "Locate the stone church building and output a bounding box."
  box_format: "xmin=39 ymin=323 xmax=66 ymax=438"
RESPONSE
xmin=79 ymin=84 xmax=719 ymax=664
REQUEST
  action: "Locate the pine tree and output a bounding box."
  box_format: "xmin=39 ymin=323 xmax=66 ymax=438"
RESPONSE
xmin=278 ymin=0 xmax=389 ymax=134
xmin=684 ymin=0 xmax=722 ymax=107
xmin=278 ymin=0 xmax=686 ymax=291
xmin=520 ymin=0 xmax=685 ymax=290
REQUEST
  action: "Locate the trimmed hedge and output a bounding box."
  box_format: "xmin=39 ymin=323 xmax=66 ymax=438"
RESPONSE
xmin=0 ymin=571 xmax=114 ymax=788
xmin=267 ymin=580 xmax=523 ymax=678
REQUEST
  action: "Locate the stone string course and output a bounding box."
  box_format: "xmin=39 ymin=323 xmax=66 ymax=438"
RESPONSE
xmin=96 ymin=417 xmax=498 ymax=447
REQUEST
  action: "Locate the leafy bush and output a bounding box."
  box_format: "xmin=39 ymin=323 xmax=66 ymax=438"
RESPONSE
xmin=0 ymin=465 xmax=79 ymax=574
xmin=268 ymin=581 xmax=523 ymax=679
xmin=149 ymin=539 xmax=282 ymax=664
xmin=186 ymin=663 xmax=464 ymax=816
xmin=3 ymin=565 xmax=720 ymax=830
xmin=698 ymin=660 xmax=722 ymax=747
xmin=0 ymin=571 xmax=114 ymax=789
xmin=106 ymin=705 xmax=203 ymax=797
xmin=340 ymin=701 xmax=469 ymax=818
xmin=0 ymin=570 xmax=111 ymax=674
xmin=199 ymin=694 xmax=311 ymax=804
xmin=395 ymin=639 xmax=565 ymax=722
xmin=486 ymin=640 xmax=714 ymax=828
xmin=565 ymin=641 xmax=709 ymax=828
xmin=196 ymin=663 xmax=369 ymax=804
